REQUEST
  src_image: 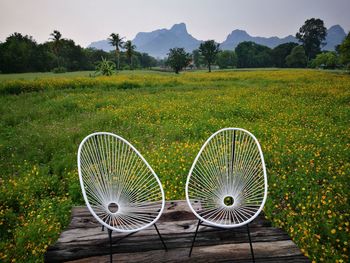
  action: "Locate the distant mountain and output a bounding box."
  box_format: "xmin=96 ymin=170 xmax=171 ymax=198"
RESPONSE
xmin=220 ymin=29 xmax=298 ymax=50
xmin=132 ymin=28 xmax=168 ymax=48
xmin=323 ymin=25 xmax=346 ymax=51
xmin=88 ymin=23 xmax=202 ymax=58
xmin=132 ymin=23 xmax=202 ymax=58
xmin=88 ymin=40 xmax=113 ymax=52
xmin=218 ymin=25 xmax=346 ymax=51
xmin=88 ymin=23 xmax=347 ymax=58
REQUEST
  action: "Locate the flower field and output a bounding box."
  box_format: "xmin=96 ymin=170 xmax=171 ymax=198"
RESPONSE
xmin=0 ymin=69 xmax=349 ymax=262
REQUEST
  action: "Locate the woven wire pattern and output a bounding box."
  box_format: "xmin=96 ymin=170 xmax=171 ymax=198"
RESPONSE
xmin=186 ymin=128 xmax=267 ymax=227
xmin=78 ymin=133 xmax=164 ymax=232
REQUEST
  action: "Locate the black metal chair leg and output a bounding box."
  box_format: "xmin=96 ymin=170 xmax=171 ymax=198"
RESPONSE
xmin=154 ymin=223 xmax=168 ymax=251
xmin=102 ymin=225 xmax=105 ymax=231
xmin=246 ymin=224 xmax=255 ymax=263
xmin=108 ymin=229 xmax=113 ymax=263
xmin=189 ymin=219 xmax=201 ymax=257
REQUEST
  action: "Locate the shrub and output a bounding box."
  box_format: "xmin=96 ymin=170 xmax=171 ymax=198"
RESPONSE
xmin=95 ymin=57 xmax=116 ymax=76
xmin=309 ymin=52 xmax=339 ymax=69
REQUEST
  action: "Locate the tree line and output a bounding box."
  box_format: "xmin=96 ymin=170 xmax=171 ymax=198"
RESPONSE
xmin=0 ymin=31 xmax=158 ymax=73
xmin=0 ymin=18 xmax=349 ymax=74
xmin=166 ymin=18 xmax=350 ymax=73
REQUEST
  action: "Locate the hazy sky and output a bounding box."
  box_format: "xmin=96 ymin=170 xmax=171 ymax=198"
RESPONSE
xmin=0 ymin=0 xmax=349 ymax=47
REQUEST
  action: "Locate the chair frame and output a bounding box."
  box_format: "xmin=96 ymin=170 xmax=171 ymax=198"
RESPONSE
xmin=185 ymin=128 xmax=268 ymax=261
xmin=78 ymin=132 xmax=167 ymax=262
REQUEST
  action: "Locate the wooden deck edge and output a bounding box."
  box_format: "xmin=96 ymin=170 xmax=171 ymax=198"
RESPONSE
xmin=45 ymin=201 xmax=310 ymax=263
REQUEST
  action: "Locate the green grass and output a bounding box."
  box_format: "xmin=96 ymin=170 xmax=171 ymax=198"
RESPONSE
xmin=2 ymin=67 xmax=345 ymax=81
xmin=0 ymin=71 xmax=95 ymax=80
xmin=0 ymin=69 xmax=349 ymax=262
xmin=0 ymin=69 xmax=175 ymax=81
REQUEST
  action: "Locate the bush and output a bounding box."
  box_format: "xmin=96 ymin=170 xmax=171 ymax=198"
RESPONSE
xmin=309 ymin=52 xmax=339 ymax=69
xmin=95 ymin=57 xmax=116 ymax=76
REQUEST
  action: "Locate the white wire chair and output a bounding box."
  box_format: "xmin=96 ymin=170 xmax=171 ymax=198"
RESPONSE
xmin=77 ymin=132 xmax=167 ymax=262
xmin=186 ymin=128 xmax=267 ymax=261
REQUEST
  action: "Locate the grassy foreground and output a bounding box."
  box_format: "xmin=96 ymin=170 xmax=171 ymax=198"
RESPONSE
xmin=0 ymin=69 xmax=349 ymax=262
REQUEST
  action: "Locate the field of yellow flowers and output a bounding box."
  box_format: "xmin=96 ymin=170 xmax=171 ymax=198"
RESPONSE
xmin=0 ymin=69 xmax=349 ymax=262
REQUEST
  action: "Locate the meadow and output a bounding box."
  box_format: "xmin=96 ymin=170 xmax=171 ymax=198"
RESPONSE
xmin=0 ymin=69 xmax=349 ymax=262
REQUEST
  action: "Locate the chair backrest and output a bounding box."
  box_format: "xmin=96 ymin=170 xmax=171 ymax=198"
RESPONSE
xmin=78 ymin=132 xmax=165 ymax=233
xmin=186 ymin=128 xmax=267 ymax=228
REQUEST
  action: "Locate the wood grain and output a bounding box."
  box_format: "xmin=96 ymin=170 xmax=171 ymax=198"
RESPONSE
xmin=45 ymin=201 xmax=310 ymax=263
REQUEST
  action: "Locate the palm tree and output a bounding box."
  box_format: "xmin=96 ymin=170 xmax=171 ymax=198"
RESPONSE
xmin=50 ymin=30 xmax=62 ymax=67
xmin=124 ymin=40 xmax=136 ymax=69
xmin=108 ymin=33 xmax=124 ymax=70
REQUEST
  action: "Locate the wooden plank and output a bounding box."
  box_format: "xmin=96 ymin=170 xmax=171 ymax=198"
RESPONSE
xmin=66 ymin=240 xmax=307 ymax=263
xmin=45 ymin=201 xmax=310 ymax=263
xmin=46 ymin=226 xmax=291 ymax=261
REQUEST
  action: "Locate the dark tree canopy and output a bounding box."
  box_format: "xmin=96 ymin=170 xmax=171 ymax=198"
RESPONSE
xmin=272 ymin=42 xmax=299 ymax=67
xmin=285 ymin=45 xmax=307 ymax=68
xmin=338 ymin=32 xmax=350 ymax=69
xmin=199 ymin=40 xmax=220 ymax=72
xmin=0 ymin=33 xmax=38 ymax=73
xmin=55 ymin=39 xmax=87 ymax=71
xmin=0 ymin=31 xmax=159 ymax=73
xmin=166 ymin=47 xmax=191 ymax=74
xmin=216 ymin=50 xmax=237 ymax=69
xmin=139 ymin=53 xmax=157 ymax=69
xmin=296 ymin=18 xmax=327 ymax=60
xmin=235 ymin=41 xmax=273 ymax=68
xmin=192 ymin=49 xmax=204 ymax=69
xmin=84 ymin=48 xmax=110 ymax=68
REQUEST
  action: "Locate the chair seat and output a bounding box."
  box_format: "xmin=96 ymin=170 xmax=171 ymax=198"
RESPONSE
xmin=186 ymin=128 xmax=268 ymax=228
xmin=78 ymin=132 xmax=165 ymax=233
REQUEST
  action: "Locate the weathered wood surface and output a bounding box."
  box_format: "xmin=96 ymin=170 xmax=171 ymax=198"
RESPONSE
xmin=45 ymin=201 xmax=310 ymax=263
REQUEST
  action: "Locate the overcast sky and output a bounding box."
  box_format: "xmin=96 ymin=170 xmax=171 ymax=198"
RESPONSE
xmin=0 ymin=0 xmax=349 ymax=47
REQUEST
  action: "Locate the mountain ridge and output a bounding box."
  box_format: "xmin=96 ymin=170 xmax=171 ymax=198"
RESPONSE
xmin=132 ymin=23 xmax=202 ymax=58
xmin=220 ymin=29 xmax=298 ymax=50
xmin=88 ymin=23 xmax=347 ymax=58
